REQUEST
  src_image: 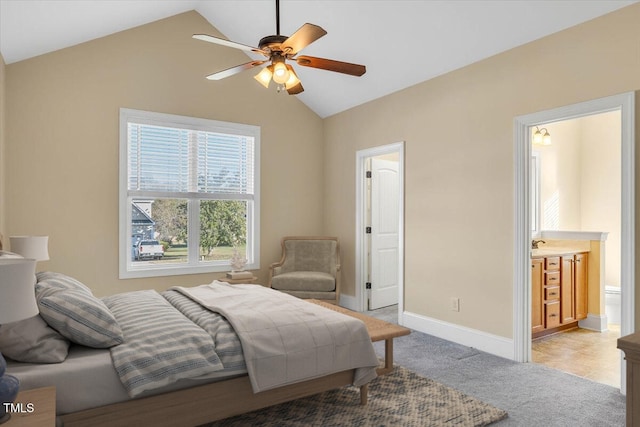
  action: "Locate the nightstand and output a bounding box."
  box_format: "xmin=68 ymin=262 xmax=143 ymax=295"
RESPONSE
xmin=218 ymin=276 xmax=258 ymax=285
xmin=5 ymin=386 xmax=55 ymax=426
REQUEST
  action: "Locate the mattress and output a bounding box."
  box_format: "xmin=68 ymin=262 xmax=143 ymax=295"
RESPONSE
xmin=6 ymin=345 xmax=247 ymax=415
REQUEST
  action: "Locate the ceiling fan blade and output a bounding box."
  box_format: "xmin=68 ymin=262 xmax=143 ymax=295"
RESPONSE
xmin=193 ymin=34 xmax=265 ymax=55
xmin=281 ymin=23 xmax=327 ymax=55
xmin=286 ymin=81 xmax=304 ymax=95
xmin=206 ymin=60 xmax=267 ymax=80
xmin=295 ymin=55 xmax=366 ymax=76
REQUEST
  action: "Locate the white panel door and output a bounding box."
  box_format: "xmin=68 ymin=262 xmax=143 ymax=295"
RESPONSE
xmin=370 ymin=158 xmax=400 ymax=309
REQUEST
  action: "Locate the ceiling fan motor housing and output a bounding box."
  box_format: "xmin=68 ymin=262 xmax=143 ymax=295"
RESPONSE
xmin=258 ymin=35 xmax=289 ymax=54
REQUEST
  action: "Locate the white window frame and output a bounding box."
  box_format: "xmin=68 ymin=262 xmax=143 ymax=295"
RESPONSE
xmin=531 ymin=150 xmax=541 ymax=237
xmin=119 ymin=108 xmax=260 ymax=279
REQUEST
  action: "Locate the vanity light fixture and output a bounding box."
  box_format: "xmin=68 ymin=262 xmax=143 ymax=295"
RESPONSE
xmin=533 ymin=126 xmax=551 ymax=146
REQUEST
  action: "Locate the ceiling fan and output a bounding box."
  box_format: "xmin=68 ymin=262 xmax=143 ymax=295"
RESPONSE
xmin=193 ymin=0 xmax=366 ymax=95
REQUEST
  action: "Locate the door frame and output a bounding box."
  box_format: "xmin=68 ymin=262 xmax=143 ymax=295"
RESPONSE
xmin=513 ymin=92 xmax=634 ymax=389
xmin=355 ymin=141 xmax=405 ymax=314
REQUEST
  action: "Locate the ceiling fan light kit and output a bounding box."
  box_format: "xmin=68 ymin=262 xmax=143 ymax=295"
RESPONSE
xmin=194 ymin=0 xmax=366 ymax=95
xmin=254 ymin=65 xmax=274 ymax=88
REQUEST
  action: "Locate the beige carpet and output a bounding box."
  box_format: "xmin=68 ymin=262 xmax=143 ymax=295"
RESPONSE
xmin=208 ymin=366 xmax=508 ymax=426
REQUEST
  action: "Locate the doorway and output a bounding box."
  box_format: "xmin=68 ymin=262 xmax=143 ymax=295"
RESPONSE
xmin=529 ymin=111 xmax=622 ymax=388
xmin=355 ymin=142 xmax=405 ymax=316
xmin=513 ymin=92 xmax=635 ymax=392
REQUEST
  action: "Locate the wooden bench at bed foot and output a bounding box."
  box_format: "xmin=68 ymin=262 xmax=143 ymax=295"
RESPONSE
xmin=307 ymin=299 xmax=411 ymax=375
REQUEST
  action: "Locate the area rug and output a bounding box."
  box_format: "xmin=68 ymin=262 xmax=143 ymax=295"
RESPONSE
xmin=208 ymin=366 xmax=508 ymax=426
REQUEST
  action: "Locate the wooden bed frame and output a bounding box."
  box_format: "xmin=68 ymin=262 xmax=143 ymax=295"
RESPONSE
xmin=59 ymin=369 xmax=366 ymax=426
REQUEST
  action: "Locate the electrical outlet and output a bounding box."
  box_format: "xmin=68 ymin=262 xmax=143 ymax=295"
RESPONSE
xmin=451 ymin=297 xmax=460 ymax=312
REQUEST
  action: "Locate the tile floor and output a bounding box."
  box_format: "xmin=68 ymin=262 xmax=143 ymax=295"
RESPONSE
xmin=531 ymin=325 xmax=621 ymax=388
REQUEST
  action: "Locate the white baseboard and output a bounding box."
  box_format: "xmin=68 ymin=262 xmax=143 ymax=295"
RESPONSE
xmin=339 ymin=294 xmax=359 ymax=311
xmin=579 ymin=313 xmax=608 ymax=332
xmin=402 ymin=311 xmax=514 ymax=360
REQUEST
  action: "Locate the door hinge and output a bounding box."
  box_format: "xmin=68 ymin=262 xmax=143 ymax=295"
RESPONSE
xmin=366 ymin=171 xmax=372 ymax=178
xmin=365 ymin=282 xmax=372 ymax=289
xmin=365 ymin=227 xmax=372 ymax=234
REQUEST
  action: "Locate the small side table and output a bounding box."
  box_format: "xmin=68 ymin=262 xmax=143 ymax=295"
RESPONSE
xmin=218 ymin=276 xmax=258 ymax=285
xmin=5 ymin=386 xmax=55 ymax=426
xmin=618 ymin=333 xmax=640 ymax=426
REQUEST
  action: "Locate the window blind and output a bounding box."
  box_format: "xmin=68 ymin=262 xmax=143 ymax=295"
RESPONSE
xmin=128 ymin=123 xmax=255 ymax=196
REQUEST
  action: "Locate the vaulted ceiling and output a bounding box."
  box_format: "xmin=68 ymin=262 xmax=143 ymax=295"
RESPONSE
xmin=1 ymin=0 xmax=635 ymax=117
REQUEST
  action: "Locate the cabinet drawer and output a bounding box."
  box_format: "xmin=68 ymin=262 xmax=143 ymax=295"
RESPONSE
xmin=545 ymin=257 xmax=561 ymax=271
xmin=545 ymin=301 xmax=561 ymax=328
xmin=545 ymin=286 xmax=560 ymax=301
xmin=545 ymin=271 xmax=560 ymax=285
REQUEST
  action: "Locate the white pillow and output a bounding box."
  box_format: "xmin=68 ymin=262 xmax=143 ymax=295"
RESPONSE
xmin=0 ymin=315 xmax=70 ymax=363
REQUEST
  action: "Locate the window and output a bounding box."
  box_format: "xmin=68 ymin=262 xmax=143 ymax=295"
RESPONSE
xmin=119 ymin=109 xmax=260 ymax=278
xmin=531 ymin=151 xmax=541 ymax=236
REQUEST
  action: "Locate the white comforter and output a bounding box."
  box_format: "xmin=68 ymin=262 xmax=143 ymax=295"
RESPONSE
xmin=171 ymin=281 xmax=379 ymax=393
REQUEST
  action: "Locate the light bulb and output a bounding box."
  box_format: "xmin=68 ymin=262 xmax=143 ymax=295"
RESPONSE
xmin=272 ymin=61 xmax=290 ymax=84
xmin=533 ymin=126 xmax=551 ymax=145
xmin=254 ymin=66 xmax=273 ymax=88
xmin=533 ymin=128 xmax=543 ymax=145
xmin=284 ymin=65 xmax=300 ymax=88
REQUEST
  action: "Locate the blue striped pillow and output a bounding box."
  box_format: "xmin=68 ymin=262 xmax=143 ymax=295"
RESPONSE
xmin=35 ymin=272 xmax=123 ymax=348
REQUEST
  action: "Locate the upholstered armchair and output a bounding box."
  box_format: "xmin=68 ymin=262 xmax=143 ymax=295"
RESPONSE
xmin=269 ymin=236 xmax=341 ymax=304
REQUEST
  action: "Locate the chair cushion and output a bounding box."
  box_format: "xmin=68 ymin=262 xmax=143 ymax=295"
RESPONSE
xmin=271 ymin=271 xmax=335 ymax=292
xmin=281 ymin=240 xmax=338 ymax=275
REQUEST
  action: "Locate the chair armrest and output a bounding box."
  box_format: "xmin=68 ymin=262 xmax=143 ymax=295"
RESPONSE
xmin=268 ymin=262 xmax=283 ymax=287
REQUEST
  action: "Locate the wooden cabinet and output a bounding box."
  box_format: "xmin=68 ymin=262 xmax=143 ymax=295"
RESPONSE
xmin=531 ymin=258 xmax=544 ymax=334
xmin=543 ymin=257 xmax=561 ymax=330
xmin=574 ymin=252 xmax=588 ymax=320
xmin=560 ymin=256 xmax=575 ymax=323
xmin=532 ymin=252 xmax=588 ymax=338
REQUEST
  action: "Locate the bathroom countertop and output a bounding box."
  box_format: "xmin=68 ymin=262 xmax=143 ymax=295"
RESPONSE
xmin=531 ymin=247 xmax=589 ymax=258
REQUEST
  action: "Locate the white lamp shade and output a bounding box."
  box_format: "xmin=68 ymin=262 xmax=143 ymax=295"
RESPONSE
xmin=0 ymin=259 xmax=39 ymax=324
xmin=9 ymin=236 xmax=49 ymax=261
xmin=254 ymin=66 xmax=273 ymax=88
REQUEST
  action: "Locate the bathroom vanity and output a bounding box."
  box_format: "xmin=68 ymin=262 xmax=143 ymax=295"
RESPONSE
xmin=531 ymin=249 xmax=588 ymax=338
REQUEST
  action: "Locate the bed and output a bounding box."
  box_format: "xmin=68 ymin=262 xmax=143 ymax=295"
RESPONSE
xmin=2 ymin=272 xmax=379 ymax=426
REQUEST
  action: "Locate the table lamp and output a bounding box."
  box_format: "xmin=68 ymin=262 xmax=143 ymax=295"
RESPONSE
xmin=0 ymin=258 xmax=39 ymax=424
xmin=9 ymin=236 xmax=49 ymax=262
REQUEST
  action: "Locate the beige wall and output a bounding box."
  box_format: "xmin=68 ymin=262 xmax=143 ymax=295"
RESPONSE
xmin=537 ymin=119 xmax=582 ymax=230
xmin=4 ymin=12 xmax=325 ymax=297
xmin=538 ymin=111 xmax=621 ymax=289
xmin=581 ymin=112 xmax=622 ymax=289
xmin=323 ymin=4 xmax=640 ymax=338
